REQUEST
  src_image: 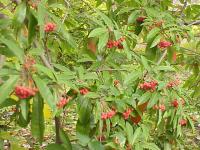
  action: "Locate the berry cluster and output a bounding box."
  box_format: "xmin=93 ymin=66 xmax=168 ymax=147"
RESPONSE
xmin=101 ymin=110 xmax=116 ymax=120
xmin=179 ymin=119 xmax=187 ymax=126
xmin=166 ymin=79 xmax=180 ymax=88
xmin=44 ymin=22 xmax=56 ymax=32
xmin=79 ymin=88 xmax=89 ymax=95
xmin=158 ymin=40 xmax=172 ymax=49
xmin=171 ymin=99 xmax=185 ymax=108
xmin=136 ymin=16 xmax=146 ymax=23
xmin=15 ymin=86 xmax=38 ymax=99
xmin=139 ymin=81 xmax=158 ymax=92
xmin=123 ymin=108 xmax=132 ymax=120
xmin=56 ymin=97 xmax=71 ymax=109
xmin=106 ymin=37 xmax=125 ymax=49
xmin=153 ymin=104 xmax=166 ymax=111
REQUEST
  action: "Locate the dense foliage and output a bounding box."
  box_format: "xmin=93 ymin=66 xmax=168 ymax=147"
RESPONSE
xmin=0 ymin=0 xmax=200 ymax=149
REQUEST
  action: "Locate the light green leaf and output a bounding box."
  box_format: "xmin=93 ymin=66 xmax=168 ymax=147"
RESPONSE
xmin=31 ymin=94 xmax=45 ymax=144
xmin=97 ymin=10 xmax=114 ymax=29
xmin=0 ymin=37 xmax=24 ymax=63
xmin=131 ymin=127 xmax=141 ymax=145
xmin=150 ymin=35 xmax=161 ymax=48
xmin=98 ymin=32 xmax=109 ymax=51
xmin=59 ymin=129 xmax=72 ymax=150
xmin=146 ymin=27 xmax=160 ymax=43
xmin=0 ymin=75 xmax=19 ymax=105
xmin=88 ymin=141 xmax=104 ymax=150
xmin=138 ymin=92 xmax=152 ymax=105
xmin=33 ymin=75 xmax=56 ymax=112
xmin=13 ymin=2 xmax=26 ymax=29
xmin=89 ymin=28 xmax=108 ymax=38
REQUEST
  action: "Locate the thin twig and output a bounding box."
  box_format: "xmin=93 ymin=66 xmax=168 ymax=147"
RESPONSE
xmin=156 ymin=49 xmax=167 ymax=65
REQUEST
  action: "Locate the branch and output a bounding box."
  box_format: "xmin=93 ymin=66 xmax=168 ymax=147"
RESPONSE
xmin=184 ymin=20 xmax=200 ymax=26
xmin=180 ymin=0 xmax=187 ymax=20
xmin=156 ymin=49 xmax=168 ymax=65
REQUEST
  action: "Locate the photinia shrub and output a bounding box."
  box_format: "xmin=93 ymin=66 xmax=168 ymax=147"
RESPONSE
xmin=0 ymin=0 xmax=199 ymax=149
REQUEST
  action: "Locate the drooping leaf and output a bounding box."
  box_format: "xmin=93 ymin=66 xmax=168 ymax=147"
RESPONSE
xmin=31 ymin=94 xmax=45 ymax=144
xmin=59 ymin=129 xmax=72 ymax=150
xmin=0 ymin=75 xmax=19 ymax=105
xmin=28 ymin=11 xmax=38 ymax=45
xmin=89 ymin=28 xmax=108 ymax=38
xmin=88 ymin=141 xmax=104 ymax=150
xmin=33 ymin=75 xmax=56 ymax=112
xmin=0 ymin=37 xmax=24 ymax=63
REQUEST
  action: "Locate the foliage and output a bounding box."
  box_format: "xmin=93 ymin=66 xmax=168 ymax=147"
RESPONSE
xmin=0 ymin=0 xmax=200 ymax=149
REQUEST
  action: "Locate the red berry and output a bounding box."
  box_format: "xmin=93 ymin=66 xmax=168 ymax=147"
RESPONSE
xmin=172 ymin=100 xmax=179 ymax=108
xmin=159 ymin=104 xmax=166 ymax=112
xmin=158 ymin=40 xmax=172 ymax=49
xmin=15 ymin=86 xmax=37 ymax=99
xmin=136 ymin=17 xmax=146 ymax=23
xmin=114 ymin=80 xmax=120 ymax=86
xmin=56 ymin=97 xmax=71 ymax=109
xmin=44 ymin=22 xmax=56 ymax=32
xmin=179 ymin=119 xmax=187 ymax=126
xmin=123 ymin=108 xmax=132 ymax=120
xmin=79 ymin=88 xmax=89 ymax=95
xmin=153 ymin=104 xmax=159 ymax=110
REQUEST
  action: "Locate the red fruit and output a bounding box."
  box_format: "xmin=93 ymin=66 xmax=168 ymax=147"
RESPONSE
xmin=179 ymin=119 xmax=187 ymax=126
xmin=106 ymin=40 xmax=114 ymax=48
xmin=136 ymin=17 xmax=146 ymax=23
xmin=172 ymin=100 xmax=179 ymax=108
xmin=101 ymin=113 xmax=108 ymax=120
xmin=79 ymin=88 xmax=89 ymax=95
xmin=139 ymin=81 xmax=158 ymax=92
xmin=117 ymin=43 xmax=124 ymax=49
xmin=159 ymin=104 xmax=166 ymax=112
xmin=166 ymin=79 xmax=180 ymax=88
xmin=15 ymin=86 xmax=38 ymax=99
xmin=123 ymin=108 xmax=132 ymax=120
xmin=44 ymin=22 xmax=56 ymax=32
xmin=107 ymin=110 xmax=116 ymax=119
xmin=130 ymin=115 xmax=141 ymax=124
xmin=56 ymin=97 xmax=71 ymax=109
xmin=158 ymin=40 xmax=172 ymax=49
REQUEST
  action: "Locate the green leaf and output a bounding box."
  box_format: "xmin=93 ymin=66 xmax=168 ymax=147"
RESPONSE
xmin=143 ymin=143 xmax=160 ymax=150
xmin=33 ymin=75 xmax=56 ymax=112
xmin=59 ymin=129 xmax=72 ymax=150
xmin=128 ymin=10 xmax=139 ymax=24
xmin=89 ymin=28 xmax=108 ymax=38
xmin=0 ymin=37 xmax=24 ymax=63
xmin=31 ymin=94 xmax=45 ymax=144
xmin=146 ymin=28 xmax=160 ymax=43
xmin=126 ymin=122 xmax=133 ymax=145
xmin=124 ymin=71 xmax=141 ymax=85
xmin=97 ymin=10 xmax=114 ymax=29
xmin=0 ymin=98 xmax=17 ymax=109
xmin=28 ymin=11 xmax=38 ymax=45
xmin=131 ymin=127 xmax=141 ymax=145
xmin=138 ymin=92 xmax=152 ymax=105
xmin=0 ymin=75 xmax=19 ymax=105
xmin=98 ymin=32 xmax=109 ymax=51
xmin=19 ymin=99 xmax=29 ymax=121
xmin=35 ymin=64 xmax=55 ymax=80
xmin=141 ymin=56 xmax=151 ymax=71
xmin=13 ymin=2 xmax=27 ymax=29
xmin=150 ymin=35 xmax=161 ymax=48
xmin=88 ymin=141 xmax=104 ymax=150
xmin=147 ymin=93 xmax=160 ymax=109
xmin=46 ymin=144 xmax=66 ymax=150
xmin=37 ymin=1 xmax=46 ymax=39
xmin=78 ymin=98 xmax=92 ymax=124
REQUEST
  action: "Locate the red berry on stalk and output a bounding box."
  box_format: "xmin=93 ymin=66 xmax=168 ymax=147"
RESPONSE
xmin=15 ymin=86 xmax=38 ymax=99
xmin=159 ymin=104 xmax=166 ymax=112
xmin=79 ymin=88 xmax=89 ymax=95
xmin=56 ymin=97 xmax=71 ymax=109
xmin=172 ymin=99 xmax=179 ymax=108
xmin=158 ymin=40 xmax=172 ymax=49
xmin=44 ymin=22 xmax=56 ymax=32
xmin=136 ymin=17 xmax=146 ymax=23
xmin=123 ymin=108 xmax=132 ymax=120
xmin=153 ymin=104 xmax=159 ymax=110
xmin=179 ymin=119 xmax=187 ymax=126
